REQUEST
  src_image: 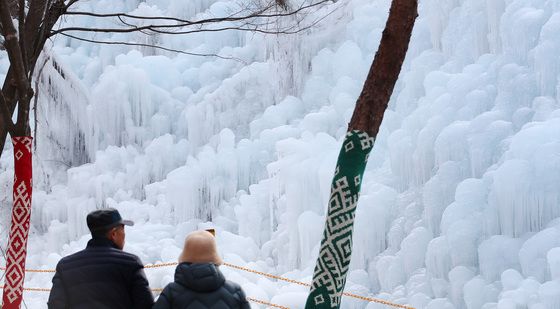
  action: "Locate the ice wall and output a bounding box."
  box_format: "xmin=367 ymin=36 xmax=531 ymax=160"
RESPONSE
xmin=2 ymin=0 xmax=560 ymax=308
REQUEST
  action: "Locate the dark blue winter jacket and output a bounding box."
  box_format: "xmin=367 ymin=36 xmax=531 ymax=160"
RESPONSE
xmin=153 ymin=263 xmax=250 ymax=309
xmin=47 ymin=237 xmax=154 ymax=309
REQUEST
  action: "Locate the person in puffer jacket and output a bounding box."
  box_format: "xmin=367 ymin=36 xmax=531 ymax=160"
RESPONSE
xmin=153 ymin=230 xmax=251 ymax=309
xmin=48 ymin=208 xmax=153 ymax=309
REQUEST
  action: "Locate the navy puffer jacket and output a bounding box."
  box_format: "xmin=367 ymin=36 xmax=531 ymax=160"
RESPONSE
xmin=47 ymin=238 xmax=154 ymax=309
xmin=153 ymin=263 xmax=250 ymax=309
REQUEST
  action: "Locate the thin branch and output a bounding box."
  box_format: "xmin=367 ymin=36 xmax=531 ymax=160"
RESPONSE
xmin=145 ymin=3 xmax=339 ymax=36
xmin=62 ymin=1 xmax=327 ymax=22
xmin=59 ymin=33 xmax=247 ymax=63
xmin=117 ymin=15 xmax=142 ymax=30
xmin=63 ymin=11 xmax=198 ymax=23
xmin=52 ymin=15 xmax=329 ymax=37
xmin=116 ymin=15 xmax=158 ymax=36
xmin=143 ymin=25 xmax=305 ymax=35
xmin=52 ymin=23 xmax=192 ymax=36
xmin=52 ymin=0 xmax=332 ymax=36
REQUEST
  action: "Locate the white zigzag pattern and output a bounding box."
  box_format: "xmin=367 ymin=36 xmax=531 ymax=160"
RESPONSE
xmin=13 ymin=137 xmax=32 ymax=154
xmin=312 ymin=176 xmax=357 ymax=307
xmin=3 ymin=137 xmax=32 ymax=307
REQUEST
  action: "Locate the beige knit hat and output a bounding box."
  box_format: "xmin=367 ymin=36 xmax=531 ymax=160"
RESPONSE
xmin=178 ymin=230 xmax=223 ymax=265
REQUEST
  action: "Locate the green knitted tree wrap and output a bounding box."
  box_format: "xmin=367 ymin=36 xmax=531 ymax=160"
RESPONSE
xmin=305 ymin=130 xmax=374 ymax=309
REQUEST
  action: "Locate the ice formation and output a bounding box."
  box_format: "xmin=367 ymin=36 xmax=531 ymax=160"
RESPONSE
xmin=1 ymin=0 xmax=560 ymax=308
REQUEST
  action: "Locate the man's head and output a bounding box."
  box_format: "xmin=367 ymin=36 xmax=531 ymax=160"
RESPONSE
xmin=87 ymin=208 xmax=134 ymax=249
xmin=179 ymin=230 xmax=222 ymax=265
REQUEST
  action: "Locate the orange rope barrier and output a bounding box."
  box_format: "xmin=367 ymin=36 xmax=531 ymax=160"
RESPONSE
xmin=223 ymin=262 xmax=310 ymax=287
xmin=0 ymin=286 xmax=52 ymax=292
xmin=144 ymin=262 xmax=415 ymax=308
xmin=246 ymin=297 xmax=290 ymax=309
xmin=223 ymin=263 xmax=414 ymax=309
xmin=0 ymin=262 xmax=414 ymax=309
xmin=144 ymin=262 xmax=178 ymax=269
xmin=0 ymin=286 xmax=289 ymax=308
xmin=0 ymin=266 xmax=54 ymax=273
xmin=340 ymin=292 xmax=413 ymax=309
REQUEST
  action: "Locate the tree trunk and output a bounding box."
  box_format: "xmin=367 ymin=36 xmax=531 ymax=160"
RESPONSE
xmin=348 ymin=0 xmax=418 ymax=136
xmin=0 ymin=1 xmax=44 ymax=306
xmin=305 ymin=1 xmax=418 ymax=308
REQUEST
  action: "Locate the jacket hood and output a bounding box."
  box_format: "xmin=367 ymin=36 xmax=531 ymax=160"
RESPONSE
xmin=175 ymin=262 xmax=225 ymax=292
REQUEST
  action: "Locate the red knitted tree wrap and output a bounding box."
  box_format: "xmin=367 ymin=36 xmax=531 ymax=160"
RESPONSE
xmin=2 ymin=137 xmax=33 ymax=309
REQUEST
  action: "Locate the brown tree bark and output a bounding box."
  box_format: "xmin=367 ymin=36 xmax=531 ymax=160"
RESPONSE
xmin=348 ymin=0 xmax=418 ymax=137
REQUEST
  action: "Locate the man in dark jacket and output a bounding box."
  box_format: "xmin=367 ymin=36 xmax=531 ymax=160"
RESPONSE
xmin=47 ymin=208 xmax=154 ymax=309
xmin=153 ymin=230 xmax=250 ymax=309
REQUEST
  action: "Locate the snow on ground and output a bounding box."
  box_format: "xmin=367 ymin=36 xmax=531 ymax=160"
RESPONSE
xmin=1 ymin=0 xmax=560 ymax=308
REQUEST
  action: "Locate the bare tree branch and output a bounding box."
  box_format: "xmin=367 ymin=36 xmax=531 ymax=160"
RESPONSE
xmin=29 ymin=0 xmax=66 ymax=77
xmin=0 ymin=1 xmax=32 ymax=107
xmin=51 ymin=14 xmax=326 ymax=36
xmin=150 ymin=24 xmax=309 ymax=35
xmin=24 ymin=0 xmax=50 ymax=58
xmin=52 ymin=0 xmax=332 ymax=36
xmin=63 ymin=11 xmax=213 ymax=23
xmin=62 ymin=1 xmax=326 ymax=22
